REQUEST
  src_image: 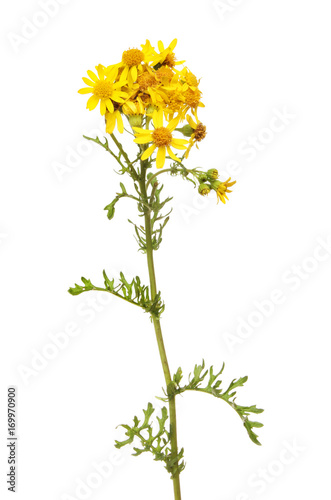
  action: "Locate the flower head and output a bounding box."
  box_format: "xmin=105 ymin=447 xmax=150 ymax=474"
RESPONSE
xmin=198 ymin=183 xmax=211 ymax=196
xmin=133 ymin=109 xmax=188 ymax=169
xmin=107 ymin=45 xmax=153 ymax=87
xmin=183 ymin=113 xmax=207 ymax=158
xmin=211 ymin=178 xmax=236 ymax=204
xmin=78 ymin=65 xmax=128 ymax=115
xmin=143 ymin=38 xmax=185 ymax=68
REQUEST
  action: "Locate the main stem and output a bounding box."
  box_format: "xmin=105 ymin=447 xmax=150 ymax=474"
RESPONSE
xmin=140 ymin=161 xmax=182 ymax=500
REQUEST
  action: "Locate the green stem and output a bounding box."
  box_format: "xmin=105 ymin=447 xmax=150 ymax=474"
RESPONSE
xmin=110 ymin=133 xmax=139 ymax=179
xmin=139 ymin=159 xmax=182 ymax=500
xmin=146 ymin=164 xmax=196 ymax=190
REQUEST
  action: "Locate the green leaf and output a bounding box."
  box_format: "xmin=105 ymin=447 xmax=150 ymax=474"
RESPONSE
xmin=173 ymin=367 xmax=183 ymax=386
xmin=114 ymin=402 xmax=184 ymax=478
xmin=68 ymin=283 xmax=84 ymax=295
xmin=69 ymin=271 xmax=165 ymax=318
xmin=104 ymin=202 xmax=116 ymax=220
xmin=103 ymin=270 xmax=114 ymax=291
xmin=161 ymin=361 xmax=264 ymax=446
xmin=81 ymin=277 xmax=93 ymax=290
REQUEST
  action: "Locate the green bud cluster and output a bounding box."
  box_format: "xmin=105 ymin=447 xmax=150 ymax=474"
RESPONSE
xmin=197 ymin=169 xmax=219 ymax=196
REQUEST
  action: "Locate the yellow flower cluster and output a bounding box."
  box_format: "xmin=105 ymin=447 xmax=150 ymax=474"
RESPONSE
xmin=78 ymin=39 xmax=206 ymax=168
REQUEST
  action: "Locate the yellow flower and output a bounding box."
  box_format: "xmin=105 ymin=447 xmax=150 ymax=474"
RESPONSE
xmin=136 ymin=68 xmax=169 ymax=106
xmin=179 ymin=67 xmax=200 ymax=90
xmin=122 ymin=96 xmax=146 ymax=116
xmin=145 ymin=38 xmax=185 ymax=68
xmin=183 ymin=87 xmax=204 ymax=113
xmin=108 ymin=45 xmax=153 ymax=88
xmin=105 ymin=108 xmax=124 ymax=135
xmin=184 ymin=113 xmax=207 ymax=158
xmin=133 ymin=109 xmax=188 ymax=169
xmin=78 ymin=65 xmax=128 ymax=115
xmin=211 ymin=178 xmax=236 ymax=204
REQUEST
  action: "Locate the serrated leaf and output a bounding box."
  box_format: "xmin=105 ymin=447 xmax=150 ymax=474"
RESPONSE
xmin=163 ymin=361 xmax=264 ymax=446
xmin=103 ymin=270 xmax=114 ymax=291
xmin=68 ymin=284 xmax=84 ymax=295
xmin=81 ymin=277 xmax=93 ymax=290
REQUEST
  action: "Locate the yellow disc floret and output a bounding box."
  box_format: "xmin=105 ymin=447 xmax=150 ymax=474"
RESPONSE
xmin=163 ymin=52 xmax=176 ymax=67
xmin=93 ymin=81 xmax=116 ymax=99
xmin=194 ymin=122 xmax=207 ymax=142
xmin=122 ymin=49 xmax=144 ymax=67
xmin=185 ymin=71 xmax=198 ymax=87
xmin=155 ymin=67 xmax=174 ymax=82
xmin=152 ymin=127 xmax=173 ymax=147
xmin=184 ymin=88 xmax=201 ymax=108
xmin=138 ymin=72 xmax=157 ymax=91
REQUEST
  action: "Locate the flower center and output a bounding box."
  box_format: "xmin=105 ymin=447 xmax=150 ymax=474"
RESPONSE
xmin=152 ymin=127 xmax=173 ymax=147
xmin=167 ymin=92 xmax=183 ymax=112
xmin=186 ymin=71 xmax=199 ymax=87
xmin=155 ymin=67 xmax=174 ymax=82
xmin=184 ymin=88 xmax=202 ymax=108
xmin=163 ymin=52 xmax=176 ymax=67
xmin=194 ymin=123 xmax=207 ymax=142
xmin=93 ymin=81 xmax=114 ymax=98
xmin=138 ymin=73 xmax=157 ymax=91
xmin=122 ymin=49 xmax=144 ymax=67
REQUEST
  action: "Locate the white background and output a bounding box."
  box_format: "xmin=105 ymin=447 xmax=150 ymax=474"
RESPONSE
xmin=1 ymin=1 xmax=331 ymax=499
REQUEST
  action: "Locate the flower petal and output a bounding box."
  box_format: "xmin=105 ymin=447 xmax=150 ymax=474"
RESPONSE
xmin=153 ymin=109 xmax=163 ymax=128
xmin=78 ymin=87 xmax=93 ymax=94
xmin=134 ymin=135 xmax=153 ymax=144
xmin=167 ymin=116 xmax=180 ymax=132
xmin=96 ymin=65 xmax=105 ymax=80
xmin=186 ymin=114 xmax=197 ymax=129
xmin=106 ymin=99 xmax=114 ymax=113
xmin=141 ymin=144 xmax=156 ymax=160
xmin=167 ymin=146 xmax=180 ymax=163
xmin=169 ymin=39 xmax=177 ymax=51
xmin=116 ymin=111 xmax=124 ymax=134
xmin=171 ymin=138 xmax=188 ymax=150
xmin=86 ymin=94 xmax=99 ymax=110
xmin=87 ymin=70 xmax=99 ymax=82
xmin=106 ymin=113 xmax=116 ymax=134
xmin=156 ymin=146 xmax=166 ymax=169
xmin=131 ymin=65 xmax=138 ymax=83
xmin=132 ymin=127 xmax=150 ymax=134
xmin=100 ymin=99 xmax=107 ymax=115
xmin=82 ymin=77 xmax=95 ymax=87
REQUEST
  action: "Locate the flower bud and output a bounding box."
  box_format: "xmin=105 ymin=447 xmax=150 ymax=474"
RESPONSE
xmin=210 ymin=180 xmax=222 ymax=191
xmin=146 ymin=105 xmax=155 ymax=115
xmin=128 ymin=114 xmax=143 ymax=127
xmin=176 ymin=124 xmax=195 ymax=137
xmin=198 ymin=183 xmax=210 ymax=196
xmin=198 ymin=173 xmax=208 ymax=183
xmin=207 ymin=169 xmax=219 ymax=180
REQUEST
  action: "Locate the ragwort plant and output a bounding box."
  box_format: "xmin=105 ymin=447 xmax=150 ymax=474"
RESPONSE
xmin=69 ymin=38 xmax=264 ymax=500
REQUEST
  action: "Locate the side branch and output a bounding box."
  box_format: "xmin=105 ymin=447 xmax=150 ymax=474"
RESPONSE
xmin=68 ymin=272 xmax=165 ymax=318
xmin=159 ymin=360 xmax=264 ymax=446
